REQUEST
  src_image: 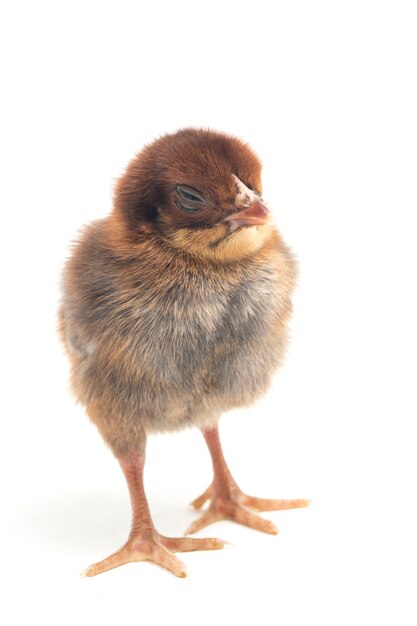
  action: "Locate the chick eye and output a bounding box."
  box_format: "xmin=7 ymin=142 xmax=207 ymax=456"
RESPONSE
xmin=176 ymin=184 xmax=206 ymax=212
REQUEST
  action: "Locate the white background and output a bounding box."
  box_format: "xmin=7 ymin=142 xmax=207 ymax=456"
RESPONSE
xmin=1 ymin=1 xmax=416 ymax=624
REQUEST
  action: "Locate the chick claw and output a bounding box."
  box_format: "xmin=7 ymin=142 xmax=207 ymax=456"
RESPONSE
xmin=82 ymin=533 xmax=226 ymax=578
xmin=186 ymin=484 xmax=310 ymax=535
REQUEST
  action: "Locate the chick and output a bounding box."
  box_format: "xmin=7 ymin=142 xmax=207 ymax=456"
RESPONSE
xmin=59 ymin=128 xmax=308 ymax=578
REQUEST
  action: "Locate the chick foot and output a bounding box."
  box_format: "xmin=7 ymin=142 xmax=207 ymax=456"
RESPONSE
xmin=83 ymin=532 xmax=225 ymax=578
xmin=186 ymin=425 xmax=309 ymax=535
xmin=82 ymin=450 xmax=226 ymax=578
xmin=187 ymin=482 xmax=309 ymax=535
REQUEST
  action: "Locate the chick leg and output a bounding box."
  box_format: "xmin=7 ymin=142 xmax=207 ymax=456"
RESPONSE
xmin=187 ymin=425 xmax=309 ymax=535
xmin=83 ymin=449 xmax=226 ymax=578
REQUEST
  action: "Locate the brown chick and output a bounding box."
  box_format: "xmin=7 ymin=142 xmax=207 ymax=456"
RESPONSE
xmin=59 ymin=128 xmax=309 ymax=578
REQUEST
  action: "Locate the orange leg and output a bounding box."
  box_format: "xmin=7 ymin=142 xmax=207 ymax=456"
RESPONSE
xmin=186 ymin=425 xmax=309 ymax=535
xmin=83 ymin=450 xmax=226 ymax=578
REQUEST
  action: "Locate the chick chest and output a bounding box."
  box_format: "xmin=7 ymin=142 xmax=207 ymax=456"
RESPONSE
xmin=116 ymin=249 xmax=294 ymax=422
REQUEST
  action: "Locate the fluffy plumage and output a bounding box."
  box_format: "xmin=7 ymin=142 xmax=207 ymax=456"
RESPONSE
xmin=59 ymin=128 xmax=305 ymax=578
xmin=60 ymin=129 xmax=296 ymax=452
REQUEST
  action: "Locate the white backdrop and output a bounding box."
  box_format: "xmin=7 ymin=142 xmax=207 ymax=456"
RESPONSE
xmin=1 ymin=1 xmax=416 ymax=624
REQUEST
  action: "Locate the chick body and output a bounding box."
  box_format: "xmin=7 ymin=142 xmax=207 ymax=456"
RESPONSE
xmin=60 ymin=214 xmax=295 ymax=454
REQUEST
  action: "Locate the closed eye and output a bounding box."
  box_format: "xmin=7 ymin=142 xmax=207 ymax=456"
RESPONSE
xmin=176 ymin=184 xmax=206 ymax=212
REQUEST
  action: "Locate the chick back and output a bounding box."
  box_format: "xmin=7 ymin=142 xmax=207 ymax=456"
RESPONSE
xmin=59 ymin=219 xmax=296 ymax=453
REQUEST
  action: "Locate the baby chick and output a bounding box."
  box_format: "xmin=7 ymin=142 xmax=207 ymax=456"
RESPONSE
xmin=59 ymin=128 xmax=308 ymax=578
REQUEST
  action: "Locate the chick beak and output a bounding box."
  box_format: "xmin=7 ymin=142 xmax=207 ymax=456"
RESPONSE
xmin=222 ymin=200 xmax=271 ymax=233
